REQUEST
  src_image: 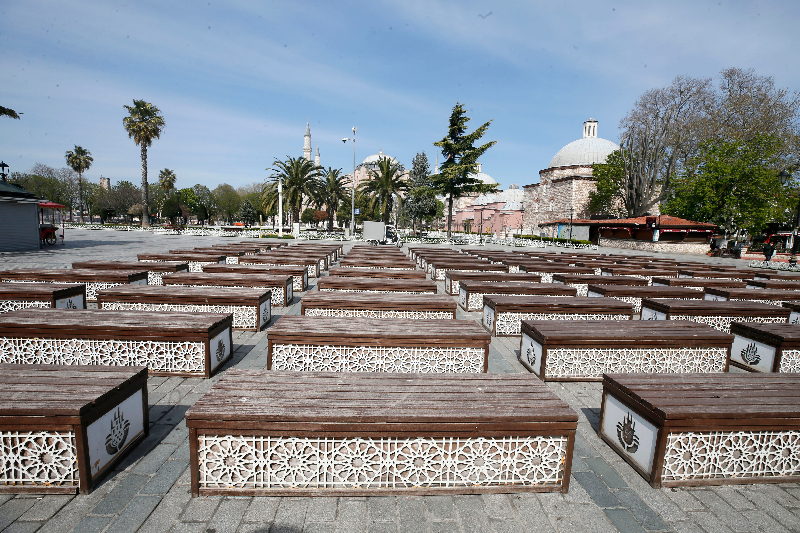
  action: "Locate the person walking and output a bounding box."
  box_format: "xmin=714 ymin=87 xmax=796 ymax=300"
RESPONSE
xmin=763 ymin=241 xmax=775 ymax=262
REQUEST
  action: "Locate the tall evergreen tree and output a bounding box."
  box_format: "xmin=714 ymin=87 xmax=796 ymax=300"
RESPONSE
xmin=405 ymin=151 xmax=438 ymax=234
xmin=432 ymin=103 xmax=497 ymax=240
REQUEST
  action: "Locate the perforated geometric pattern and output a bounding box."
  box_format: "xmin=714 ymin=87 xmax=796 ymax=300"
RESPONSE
xmin=0 ymin=300 xmax=51 ymax=313
xmin=669 ymin=314 xmax=787 ymax=333
xmin=271 ymin=344 xmax=484 ymax=373
xmin=541 ymin=346 xmax=727 ymax=379
xmin=606 ymin=296 xmax=698 ymax=314
xmin=0 ymin=337 xmax=207 ymax=374
xmin=0 ymin=431 xmax=78 ymax=487
xmin=304 ymin=309 xmax=453 ymax=320
xmin=318 ymin=288 xmax=429 ymax=295
xmin=147 ymin=271 xmax=165 ymax=285
xmin=466 ymin=293 xmax=569 ymax=311
xmin=197 ymin=435 xmax=568 ymax=490
xmin=779 ymin=349 xmax=800 ymax=373
xmin=493 ymin=312 xmax=631 ymax=336
xmin=663 ymin=430 xmax=800 ymax=482
xmin=101 ymin=301 xmax=258 ymax=329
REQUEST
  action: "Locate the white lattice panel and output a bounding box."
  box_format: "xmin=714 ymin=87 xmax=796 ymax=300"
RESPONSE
xmin=318 ymin=288 xmax=429 ymax=295
xmin=779 ymin=349 xmax=800 ymax=373
xmin=305 ymin=309 xmax=453 ymax=320
xmin=101 ymin=301 xmax=257 ymax=329
xmin=434 ymin=269 xmax=481 ymax=281
xmin=541 ymin=346 xmax=727 ymax=379
xmin=494 ymin=312 xmax=631 ymax=336
xmin=0 ymin=337 xmax=207 ymax=374
xmin=197 ymin=435 xmax=568 ymax=490
xmin=508 ymin=265 xmax=520 ymax=273
xmin=147 ymin=271 xmax=164 ymax=285
xmin=467 ymin=293 xmax=568 ymax=311
xmin=567 ymin=283 xmax=588 ymax=297
xmin=0 ymin=299 xmax=51 ymax=314
xmin=0 ymin=431 xmax=78 ymax=488
xmin=529 ymin=271 xmax=551 ymax=283
xmin=170 ymin=283 xmax=284 ymax=307
xmin=271 ymin=344 xmax=484 ymax=373
xmin=670 ymin=314 xmax=788 ymax=333
xmin=225 ymin=256 xmax=240 ymax=264
xmin=190 ymin=261 xmax=217 ymax=272
xmin=663 ymin=430 xmax=800 ymax=482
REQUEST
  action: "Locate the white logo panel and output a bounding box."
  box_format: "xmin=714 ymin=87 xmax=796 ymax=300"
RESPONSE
xmin=601 ymin=394 xmax=658 ymax=474
xmin=260 ymin=300 xmax=271 ymax=327
xmin=704 ymin=293 xmax=727 ymax=301
xmin=483 ymin=305 xmax=495 ymax=333
xmin=790 ymin=311 xmax=800 ymax=325
xmin=459 ymin=288 xmax=467 ymax=309
xmin=587 ymin=291 xmax=603 ymax=298
xmin=521 ymin=333 xmax=543 ymax=376
xmin=731 ymin=334 xmax=776 ymax=373
xmin=209 ymin=328 xmax=232 ymax=373
xmin=87 ymin=389 xmax=144 ymax=479
xmin=641 ymin=307 xmax=667 ymax=321
xmin=286 ymin=282 xmax=293 ymax=303
xmin=55 ymin=295 xmax=84 ymax=309
xmin=130 ymin=279 xmax=148 ymax=285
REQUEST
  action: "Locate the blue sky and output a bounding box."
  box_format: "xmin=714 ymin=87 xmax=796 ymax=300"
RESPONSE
xmin=2 ymin=0 xmax=798 ymax=191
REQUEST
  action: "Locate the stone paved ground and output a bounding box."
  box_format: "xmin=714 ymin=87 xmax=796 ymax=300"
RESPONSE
xmin=1 ymin=230 xmax=799 ymax=533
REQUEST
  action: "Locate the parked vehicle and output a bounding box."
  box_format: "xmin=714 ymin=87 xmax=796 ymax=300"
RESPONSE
xmin=363 ymin=221 xmax=402 ymax=247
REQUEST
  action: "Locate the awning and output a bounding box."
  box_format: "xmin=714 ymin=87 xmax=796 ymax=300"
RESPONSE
xmin=38 ymin=201 xmax=65 ymax=208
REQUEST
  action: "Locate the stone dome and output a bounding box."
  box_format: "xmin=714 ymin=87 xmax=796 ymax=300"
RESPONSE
xmin=547 ymin=119 xmax=619 ymax=169
xmin=469 ymin=162 xmax=497 ymax=185
xmin=359 ymin=149 xmax=400 ymax=169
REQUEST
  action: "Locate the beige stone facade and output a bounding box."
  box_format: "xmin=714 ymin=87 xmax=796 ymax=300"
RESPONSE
xmin=598 ymin=238 xmax=710 ymax=255
xmin=523 ymin=165 xmax=597 ymax=235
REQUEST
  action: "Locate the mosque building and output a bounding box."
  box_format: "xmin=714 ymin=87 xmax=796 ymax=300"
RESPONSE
xmin=522 ymin=118 xmax=621 ymax=235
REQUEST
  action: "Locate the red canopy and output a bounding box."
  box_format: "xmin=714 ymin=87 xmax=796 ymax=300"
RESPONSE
xmin=38 ymin=201 xmax=65 ymax=208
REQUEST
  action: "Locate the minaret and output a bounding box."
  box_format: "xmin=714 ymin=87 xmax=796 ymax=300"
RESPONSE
xmin=583 ymin=118 xmax=598 ymax=138
xmin=314 ymin=143 xmax=320 ymax=167
xmin=303 ymin=120 xmax=312 ymax=161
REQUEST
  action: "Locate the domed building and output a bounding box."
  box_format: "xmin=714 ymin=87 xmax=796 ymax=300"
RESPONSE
xmin=347 ymin=149 xmax=408 ymax=190
xmin=523 ymin=119 xmax=620 ymax=234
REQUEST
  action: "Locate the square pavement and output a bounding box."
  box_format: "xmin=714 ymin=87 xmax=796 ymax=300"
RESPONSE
xmin=1 ymin=230 xmax=798 ymax=533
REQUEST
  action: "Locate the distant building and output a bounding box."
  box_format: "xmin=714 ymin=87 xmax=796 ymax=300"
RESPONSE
xmin=523 ymin=119 xmax=624 ymax=235
xmin=0 ymin=181 xmax=41 ymax=251
xmin=99 ymin=176 xmax=111 ymax=190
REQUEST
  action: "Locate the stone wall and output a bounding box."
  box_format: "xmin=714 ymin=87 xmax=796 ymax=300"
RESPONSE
xmin=523 ymin=164 xmax=597 ymax=234
xmin=598 ymin=238 xmax=711 ymax=255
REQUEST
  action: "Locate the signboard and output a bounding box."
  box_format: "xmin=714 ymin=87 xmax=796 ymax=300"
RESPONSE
xmin=557 ymin=225 xmax=589 ymax=241
xmin=87 ymin=390 xmax=145 ymax=479
xmin=354 ymin=208 xmax=361 ymax=215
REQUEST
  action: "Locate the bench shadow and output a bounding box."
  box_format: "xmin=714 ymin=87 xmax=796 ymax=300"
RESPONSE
xmin=580 ymin=407 xmax=601 ymax=432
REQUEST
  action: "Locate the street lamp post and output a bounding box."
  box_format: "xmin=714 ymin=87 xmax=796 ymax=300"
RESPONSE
xmin=780 ymin=170 xmax=800 ymax=266
xmin=342 ymin=127 xmax=356 ymax=236
xmin=0 ymin=161 xmax=8 ymax=182
xmin=278 ymin=177 xmax=283 ymax=237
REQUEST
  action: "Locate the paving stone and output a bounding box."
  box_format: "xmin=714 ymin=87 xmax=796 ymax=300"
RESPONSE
xmin=305 ymin=497 xmax=337 ymax=522
xmin=603 ymin=508 xmax=647 ymax=533
xmin=1 ymin=521 xmax=43 ymax=533
xmin=0 ymin=498 xmax=37 ymax=530
xmin=303 ymin=522 xmax=336 ymax=533
xmin=564 ymin=478 xmax=594 ymax=505
xmin=686 ymin=511 xmax=735 ymax=533
xmin=70 ymin=515 xmax=113 ymax=533
xmin=90 ymin=473 xmax=149 ymax=515
xmin=243 ymin=497 xmax=281 ymax=523
xmin=141 ymin=459 xmax=188 ymax=495
xmin=17 ymin=495 xmax=73 ymax=522
xmin=104 ymin=495 xmax=162 ymax=533
xmin=207 ymin=497 xmax=251 ymax=532
xmin=453 ymin=495 xmax=491 ymax=533
xmin=132 ymin=442 xmax=179 ymax=475
xmin=482 ymin=494 xmax=516 ymax=520
xmin=429 ymin=521 xmax=460 ymax=533
xmin=584 ymin=457 xmax=628 ymax=489
xmin=612 ymin=489 xmax=670 ymax=531
xmin=170 ymin=522 xmax=208 ymax=533
xmin=42 ymin=477 xmax=121 ymax=532
xmin=551 ymin=516 xmax=588 ymax=533
xmin=366 ymin=522 xmax=396 ymax=533
xmin=690 ymin=490 xmax=752 ymax=532
xmin=671 ymin=521 xmax=706 ymax=533
xmin=569 ymin=455 xmax=590 ymax=473
xmin=236 ymin=522 xmax=272 ymax=533
xmin=272 ymin=498 xmax=309 ymax=533
xmin=572 ymin=471 xmax=620 ymax=508
xmin=741 ymin=508 xmax=792 ymax=533
xmin=736 ymin=486 xmax=800 ymax=530
xmin=397 ymin=497 xmax=425 ymax=533
xmin=536 ymin=493 xmax=572 ymax=518
xmin=664 ymin=489 xmax=706 ymax=512
xmin=138 ymin=485 xmax=192 ymax=533
xmin=181 ymin=497 xmax=221 ymax=522
xmin=489 ymin=517 xmax=528 ymax=533
xmin=366 ymin=496 xmax=395 ymax=522
xmin=577 ymin=504 xmax=623 ymax=533
xmin=424 ymin=495 xmax=455 ymax=520
xmin=510 ymin=493 xmax=556 ymax=533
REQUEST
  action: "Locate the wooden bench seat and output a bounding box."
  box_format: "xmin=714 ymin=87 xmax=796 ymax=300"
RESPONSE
xmin=266 ymin=251 xmax=329 ymax=273
xmin=458 ymin=281 xmax=575 ymax=312
xmin=98 ymin=285 xmax=271 ymax=330
xmin=327 ymin=267 xmax=427 ymax=279
xmin=0 ymin=364 xmax=148 ymax=494
xmin=600 ymin=267 xmax=679 ymax=284
xmin=0 ymin=283 xmax=86 ymax=313
xmin=445 ymin=272 xmax=542 ymax=296
xmin=600 ymin=373 xmax=800 ymax=488
xmin=138 ymin=253 xmax=225 ymax=272
xmin=239 ymin=255 xmax=322 ymax=278
xmin=288 ymin=244 xmax=342 ymax=263
xmin=301 ymin=292 xmax=456 ymax=319
xmin=186 ymin=370 xmax=578 ymax=496
xmin=267 ymin=316 xmax=490 ymax=373
xmin=552 ymin=274 xmax=645 ymax=297
xmin=640 ymin=298 xmax=790 ymax=332
xmin=652 ymin=277 xmax=748 ymax=291
xmin=747 ymin=279 xmax=800 ymax=290
xmin=207 ymin=244 xmax=261 ymax=255
xmin=750 ymin=271 xmax=800 ymax=281
xmin=317 ymin=276 xmax=437 ymax=294
xmin=338 ymin=258 xmax=418 ymax=270
xmin=483 ymin=296 xmax=633 ymax=336
xmin=0 ymin=309 xmax=232 ymax=377
xmin=704 ymin=287 xmax=797 ymax=306
xmin=521 ymin=321 xmax=732 ymax=381
xmin=0 ymin=269 xmax=147 ymax=301
xmin=782 ymin=301 xmax=800 ymax=324
xmin=729 ymin=322 xmax=800 ymax=373
xmin=203 ymin=263 xmax=307 ymax=292
xmin=678 ymin=270 xmax=749 ymax=281
xmin=429 ymin=261 xmax=507 ymax=281
xmin=587 ymin=285 xmax=704 ymax=313
xmin=72 ymin=260 xmax=189 ymax=285
xmin=186 ymin=248 xmax=247 ymax=264
xmin=516 ymin=264 xmax=595 ymax=282
xmin=160 ymin=272 xmax=292 ymax=306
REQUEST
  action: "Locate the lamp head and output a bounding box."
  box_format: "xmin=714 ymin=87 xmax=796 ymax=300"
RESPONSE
xmin=341 ymin=138 xmax=348 ymax=143
xmin=780 ymin=170 xmax=792 ymax=185
xmin=352 ymin=127 xmax=356 ymax=135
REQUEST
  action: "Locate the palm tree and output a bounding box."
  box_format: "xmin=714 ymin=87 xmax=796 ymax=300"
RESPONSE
xmin=266 ymin=156 xmax=321 ymax=226
xmin=123 ymin=99 xmax=165 ymax=227
xmin=65 ymin=145 xmax=93 ymax=223
xmin=1 ymin=106 xmax=21 ymax=120
xmin=158 ymin=168 xmax=177 ymax=196
xmin=359 ymin=156 xmax=408 ymax=224
xmin=317 ymin=167 xmax=348 ymax=231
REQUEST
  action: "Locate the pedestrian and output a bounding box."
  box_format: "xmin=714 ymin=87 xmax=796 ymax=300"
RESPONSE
xmin=763 ymin=241 xmax=775 ymax=262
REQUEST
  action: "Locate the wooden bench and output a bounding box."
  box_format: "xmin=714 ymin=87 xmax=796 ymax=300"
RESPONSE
xmin=652 ymin=277 xmax=748 ymax=291
xmin=587 ymin=285 xmax=704 ymax=313
xmin=640 ymin=299 xmax=790 ymax=332
xmin=317 ymin=276 xmax=437 ymax=294
xmin=445 ymin=272 xmax=542 ymax=296
xmin=728 ymin=322 xmax=800 ymax=373
xmin=203 ymin=263 xmax=308 ymax=292
xmin=704 ymin=287 xmax=797 ymax=306
xmin=0 ymin=364 xmax=148 ymax=494
xmin=338 ymin=258 xmax=418 ymax=270
xmin=750 ymin=271 xmax=800 ymax=281
xmin=783 ymin=301 xmax=800 ymax=324
xmin=98 ymin=286 xmax=272 ymax=331
xmin=458 ymin=281 xmax=575 ymax=312
xmin=552 ymin=274 xmax=645 ymax=297
xmin=72 ymin=260 xmax=189 ymax=286
xmin=429 ymin=261 xmax=508 ymax=281
xmin=185 ymin=248 xmax=246 ymax=264
xmin=327 ymin=267 xmax=427 ymax=279
xmin=161 ymin=272 xmax=292 ymax=307
xmin=186 ymin=370 xmax=578 ymax=496
xmin=265 ymin=251 xmax=329 ymax=274
xmin=600 ymin=373 xmax=800 ymax=488
xmin=0 ymin=283 xmax=86 ymax=313
xmin=0 ymin=269 xmax=148 ymax=301
xmin=267 ymin=316 xmax=490 ymax=373
xmin=239 ymin=255 xmax=321 ymax=278
xmin=746 ymin=279 xmax=800 ymax=290
xmin=516 ymin=264 xmax=595 ymax=282
xmin=301 ymin=292 xmax=456 ymax=319
xmin=521 ymin=321 xmax=732 ymax=381
xmin=138 ymin=253 xmax=226 ymax=272
xmin=0 ymin=309 xmax=233 ymax=377
xmin=678 ymin=269 xmax=749 ymax=281
xmin=483 ymin=296 xmax=633 ymax=336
